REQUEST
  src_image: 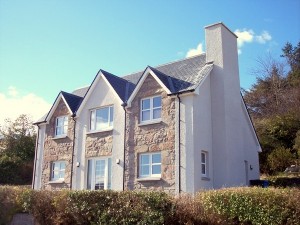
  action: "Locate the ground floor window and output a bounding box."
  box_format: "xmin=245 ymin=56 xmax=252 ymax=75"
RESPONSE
xmin=201 ymin=151 xmax=208 ymax=177
xmin=139 ymin=152 xmax=161 ymax=178
xmin=51 ymin=161 xmax=66 ymax=181
xmin=87 ymin=157 xmax=112 ymax=190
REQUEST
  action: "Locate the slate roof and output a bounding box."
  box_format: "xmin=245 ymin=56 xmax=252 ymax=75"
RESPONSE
xmin=61 ymin=91 xmax=83 ymax=114
xmin=36 ymin=54 xmax=212 ymax=123
xmin=72 ymin=53 xmax=210 ymax=99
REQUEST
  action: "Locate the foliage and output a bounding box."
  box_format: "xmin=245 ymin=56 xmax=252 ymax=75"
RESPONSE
xmin=198 ymin=187 xmax=300 ymax=225
xmin=243 ymin=41 xmax=300 ymax=174
xmin=0 ymin=115 xmax=36 ymax=184
xmin=267 ymin=147 xmax=295 ymax=173
xmin=1 ymin=186 xmax=299 ymax=225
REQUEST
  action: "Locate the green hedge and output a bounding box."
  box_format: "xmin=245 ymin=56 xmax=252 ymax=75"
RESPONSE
xmin=0 ymin=186 xmax=299 ymax=225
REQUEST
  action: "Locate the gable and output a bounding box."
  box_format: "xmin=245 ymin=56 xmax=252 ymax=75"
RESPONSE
xmin=126 ymin=68 xmax=172 ymax=107
xmin=76 ymin=70 xmax=125 ymax=115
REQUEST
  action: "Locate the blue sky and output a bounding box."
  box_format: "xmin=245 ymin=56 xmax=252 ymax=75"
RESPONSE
xmin=0 ymin=0 xmax=299 ymax=124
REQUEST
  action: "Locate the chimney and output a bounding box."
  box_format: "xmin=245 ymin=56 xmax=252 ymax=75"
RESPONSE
xmin=204 ymin=23 xmax=242 ymax=188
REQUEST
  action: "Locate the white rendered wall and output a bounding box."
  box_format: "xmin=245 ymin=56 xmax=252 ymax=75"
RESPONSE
xmin=193 ymin=75 xmax=214 ymax=191
xmin=205 ymin=23 xmax=259 ymax=188
xmin=179 ymin=94 xmax=195 ymax=193
xmin=74 ymin=76 xmax=125 ymax=191
xmin=33 ymin=124 xmax=46 ymax=189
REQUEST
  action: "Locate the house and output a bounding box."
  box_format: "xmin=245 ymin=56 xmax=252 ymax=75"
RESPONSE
xmin=32 ymin=22 xmax=261 ymax=194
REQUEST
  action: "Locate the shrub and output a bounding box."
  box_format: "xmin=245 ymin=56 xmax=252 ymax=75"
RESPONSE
xmin=198 ymin=187 xmax=300 ymax=225
xmin=1 ymin=186 xmax=299 ymax=225
xmin=267 ymin=147 xmax=295 ymax=173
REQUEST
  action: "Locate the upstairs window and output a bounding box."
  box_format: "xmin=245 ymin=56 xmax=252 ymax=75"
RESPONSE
xmin=90 ymin=106 xmax=113 ymax=131
xmin=55 ymin=116 xmax=68 ymax=136
xmin=139 ymin=152 xmax=161 ymax=178
xmin=51 ymin=161 xmax=66 ymax=181
xmin=141 ymin=96 xmax=161 ymax=122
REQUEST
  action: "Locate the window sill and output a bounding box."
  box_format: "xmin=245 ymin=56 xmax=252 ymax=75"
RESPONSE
xmin=137 ymin=177 xmax=161 ymax=182
xmin=86 ymin=128 xmax=113 ymax=135
xmin=201 ymin=177 xmax=210 ymax=181
xmin=138 ymin=120 xmax=162 ymax=127
xmin=52 ymin=135 xmax=68 ymax=140
xmin=48 ymin=180 xmax=65 ymax=184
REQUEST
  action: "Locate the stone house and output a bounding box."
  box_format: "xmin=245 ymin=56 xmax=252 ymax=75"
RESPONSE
xmin=33 ymin=23 xmax=261 ymax=193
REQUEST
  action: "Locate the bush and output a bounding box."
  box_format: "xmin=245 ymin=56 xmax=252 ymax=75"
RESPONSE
xmin=198 ymin=187 xmax=300 ymax=225
xmin=267 ymin=147 xmax=295 ymax=173
xmin=1 ymin=186 xmax=299 ymax=225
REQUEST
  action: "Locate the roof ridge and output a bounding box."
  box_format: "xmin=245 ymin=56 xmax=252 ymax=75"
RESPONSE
xmin=122 ymin=53 xmax=205 ymax=78
xmin=100 ymin=69 xmax=130 ymax=83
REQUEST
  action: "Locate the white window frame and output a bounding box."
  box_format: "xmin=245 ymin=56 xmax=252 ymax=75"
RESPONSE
xmin=201 ymin=151 xmax=208 ymax=177
xmin=90 ymin=106 xmax=114 ymax=131
xmin=51 ymin=161 xmax=66 ymax=181
xmin=140 ymin=96 xmax=162 ymax=123
xmin=139 ymin=152 xmax=161 ymax=178
xmin=55 ymin=116 xmax=68 ymax=137
xmin=86 ymin=157 xmax=112 ymax=190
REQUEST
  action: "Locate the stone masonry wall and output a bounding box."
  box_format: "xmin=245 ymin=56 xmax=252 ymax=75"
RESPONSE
xmin=41 ymin=99 xmax=74 ymax=190
xmin=125 ymin=74 xmax=176 ymax=193
xmin=85 ymin=131 xmax=113 ymax=158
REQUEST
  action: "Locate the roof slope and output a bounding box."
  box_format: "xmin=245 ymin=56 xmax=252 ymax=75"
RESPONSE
xmin=72 ymin=54 xmax=209 ymax=100
xmin=35 ymin=54 xmax=211 ymax=123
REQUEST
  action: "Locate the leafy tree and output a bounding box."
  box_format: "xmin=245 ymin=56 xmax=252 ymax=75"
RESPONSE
xmin=243 ymin=41 xmax=300 ymax=174
xmin=0 ymin=114 xmax=36 ymax=184
xmin=267 ymin=147 xmax=295 ymax=173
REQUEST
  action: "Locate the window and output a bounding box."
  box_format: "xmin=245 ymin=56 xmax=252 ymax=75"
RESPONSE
xmin=201 ymin=151 xmax=208 ymax=177
xmin=55 ymin=116 xmax=68 ymax=136
xmin=87 ymin=158 xmax=112 ymax=190
xmin=139 ymin=152 xmax=161 ymax=178
xmin=141 ymin=96 xmax=161 ymax=122
xmin=90 ymin=106 xmax=113 ymax=131
xmin=51 ymin=161 xmax=66 ymax=181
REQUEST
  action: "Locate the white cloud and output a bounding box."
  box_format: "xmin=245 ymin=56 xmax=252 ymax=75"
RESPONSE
xmin=186 ymin=43 xmax=204 ymax=58
xmin=235 ymin=29 xmax=255 ymax=47
xmin=8 ymin=86 xmax=19 ymax=97
xmin=0 ymin=87 xmax=51 ymax=125
xmin=255 ymin=31 xmax=272 ymax=44
xmin=234 ymin=29 xmax=272 ymax=54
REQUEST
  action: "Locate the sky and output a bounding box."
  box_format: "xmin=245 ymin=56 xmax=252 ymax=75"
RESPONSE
xmin=0 ymin=0 xmax=299 ymax=125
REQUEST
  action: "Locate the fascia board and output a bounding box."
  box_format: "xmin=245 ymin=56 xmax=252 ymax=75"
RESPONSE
xmin=101 ymin=74 xmax=124 ymax=104
xmin=194 ymin=64 xmax=214 ymax=95
xmin=76 ymin=70 xmax=101 ymax=116
xmin=126 ymin=67 xmax=171 ymax=107
xmin=45 ymin=93 xmax=72 ymax=124
xmin=240 ymin=95 xmax=262 ymax=152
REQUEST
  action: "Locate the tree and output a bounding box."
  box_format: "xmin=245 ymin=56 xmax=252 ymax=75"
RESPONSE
xmin=243 ymin=42 xmax=300 ymax=174
xmin=0 ymin=114 xmax=36 ymax=184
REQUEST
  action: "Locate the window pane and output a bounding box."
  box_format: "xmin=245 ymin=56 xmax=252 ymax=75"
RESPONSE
xmin=153 ymin=96 xmax=161 ymax=108
xmin=142 ymin=99 xmax=150 ymax=110
xmin=152 ymin=154 xmax=161 ymax=164
xmin=141 ymin=155 xmax=149 ymax=165
xmin=142 ymin=110 xmax=150 ymax=121
xmin=87 ymin=160 xmax=92 ymax=189
xmin=153 ymin=108 xmax=161 ymax=119
xmin=90 ymin=111 xmax=95 ymax=130
xmin=108 ymin=158 xmax=112 ymax=189
xmin=141 ymin=165 xmax=150 ymax=176
xmin=53 ymin=171 xmax=59 ymax=180
xmin=201 ymin=164 xmax=206 ymax=175
xmin=63 ymin=126 xmax=68 ymax=135
xmin=109 ymin=107 xmax=114 ymax=126
xmin=56 ymin=127 xmax=62 ymax=135
xmin=152 ymin=165 xmax=161 ymax=174
xmin=60 ymin=162 xmax=65 ymax=170
xmin=201 ymin=153 xmax=206 ymax=163
xmin=96 ymin=108 xmax=109 ymax=129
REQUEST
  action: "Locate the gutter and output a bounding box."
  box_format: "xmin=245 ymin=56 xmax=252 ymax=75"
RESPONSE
xmin=70 ymin=114 xmax=76 ymax=190
xmin=121 ymin=102 xmax=127 ymax=191
xmin=176 ymin=94 xmax=182 ymax=193
xmin=32 ymin=124 xmax=40 ymax=189
xmin=167 ymin=89 xmax=195 ymax=96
